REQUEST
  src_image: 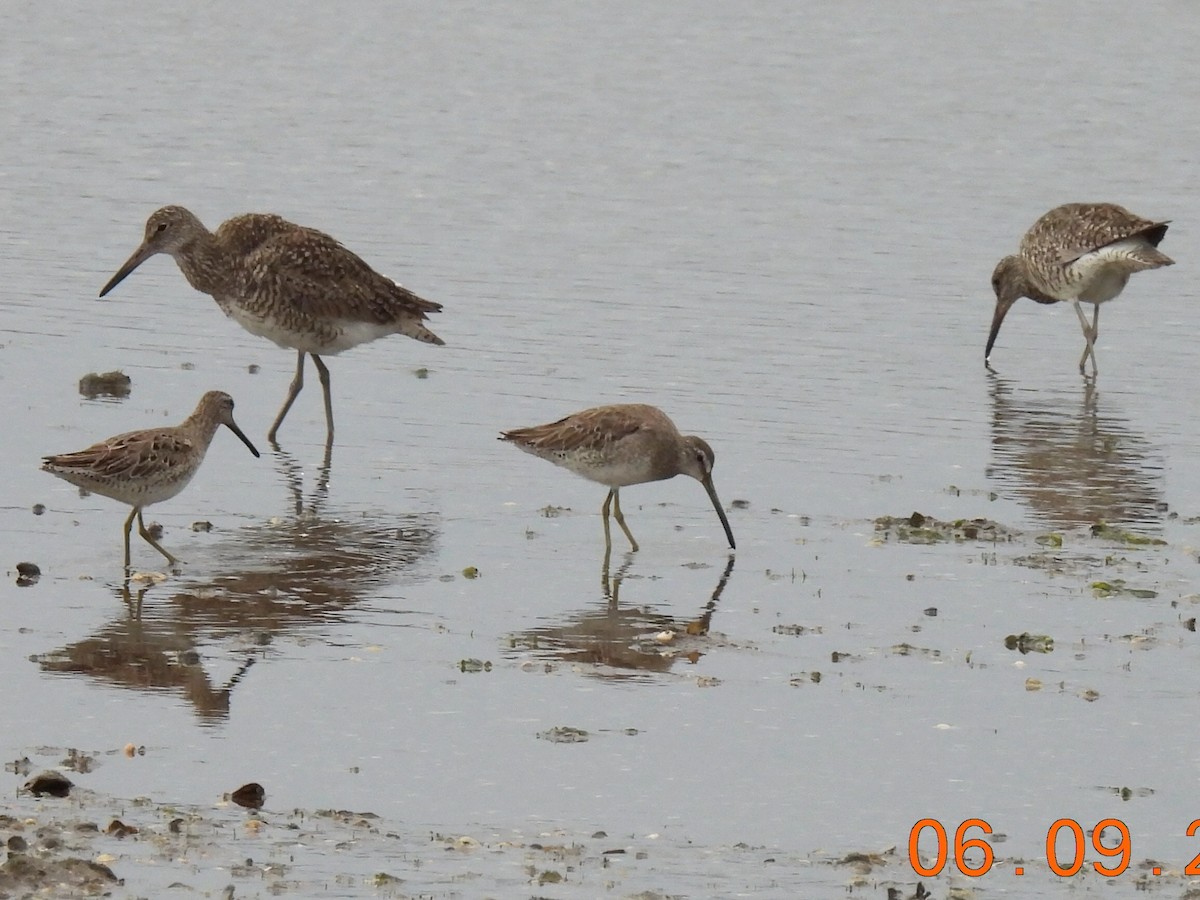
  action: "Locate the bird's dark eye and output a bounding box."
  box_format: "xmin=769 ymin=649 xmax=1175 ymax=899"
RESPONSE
xmin=156 ymin=222 xmax=168 ymax=233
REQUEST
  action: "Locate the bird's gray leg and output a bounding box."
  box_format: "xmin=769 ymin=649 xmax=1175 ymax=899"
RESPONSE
xmin=123 ymin=507 xmax=137 ymax=569
xmin=1072 ymin=301 xmax=1099 ymax=375
xmin=601 ymin=488 xmax=615 ymax=552
xmin=312 ymin=354 xmax=335 ymax=441
xmin=610 ymin=487 xmax=640 ymax=552
xmin=268 ymin=351 xmax=307 ymax=441
xmin=137 ymin=510 xmax=179 ymax=566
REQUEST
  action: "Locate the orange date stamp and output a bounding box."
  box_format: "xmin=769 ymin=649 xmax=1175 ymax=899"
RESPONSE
xmin=909 ymin=818 xmax=1200 ymax=877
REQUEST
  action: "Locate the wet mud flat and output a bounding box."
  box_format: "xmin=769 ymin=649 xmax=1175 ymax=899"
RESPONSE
xmin=2 ymin=751 xmax=924 ymax=899
xmin=4 ymin=762 xmax=1196 ymax=900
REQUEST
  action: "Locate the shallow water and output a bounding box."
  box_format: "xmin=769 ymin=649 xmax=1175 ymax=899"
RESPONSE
xmin=3 ymin=1 xmax=1200 ymax=895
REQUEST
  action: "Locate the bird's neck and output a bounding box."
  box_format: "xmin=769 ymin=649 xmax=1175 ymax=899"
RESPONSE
xmin=181 ymin=410 xmax=222 ymax=445
xmin=174 ymin=231 xmax=232 ymax=296
xmin=1013 ymin=260 xmax=1059 ymax=305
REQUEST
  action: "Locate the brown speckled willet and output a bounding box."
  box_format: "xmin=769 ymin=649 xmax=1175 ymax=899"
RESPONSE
xmin=41 ymin=391 xmax=260 ymax=568
xmin=987 ymin=203 xmax=1173 ymax=375
xmin=500 ymin=404 xmax=736 ymax=552
xmin=99 ymin=206 xmax=444 ymax=441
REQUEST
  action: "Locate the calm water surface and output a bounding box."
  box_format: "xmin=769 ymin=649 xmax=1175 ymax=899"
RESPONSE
xmin=3 ymin=1 xmax=1200 ymax=895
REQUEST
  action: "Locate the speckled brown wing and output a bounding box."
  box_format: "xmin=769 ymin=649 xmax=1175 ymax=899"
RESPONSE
xmin=1022 ymin=203 xmax=1168 ymax=269
xmin=501 ymin=405 xmax=654 ymax=454
xmin=44 ymin=431 xmax=197 ymax=482
xmin=235 ymin=227 xmax=443 ymax=340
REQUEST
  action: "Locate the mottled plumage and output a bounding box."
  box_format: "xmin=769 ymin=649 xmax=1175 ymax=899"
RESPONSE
xmin=500 ymin=404 xmax=735 ymax=551
xmin=42 ymin=391 xmax=260 ymax=568
xmin=987 ymin=203 xmax=1173 ymax=374
xmin=99 ymin=206 xmax=444 ymax=441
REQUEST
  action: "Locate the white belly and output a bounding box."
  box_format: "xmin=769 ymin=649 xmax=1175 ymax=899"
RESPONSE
xmin=1063 ymin=245 xmax=1136 ymax=304
xmin=224 ymin=304 xmax=394 ymax=355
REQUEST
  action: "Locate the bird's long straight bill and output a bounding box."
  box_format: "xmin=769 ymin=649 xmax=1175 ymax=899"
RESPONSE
xmin=99 ymin=242 xmax=155 ymax=298
xmin=702 ymin=475 xmax=736 ymax=549
xmin=984 ymin=296 xmax=1016 ymax=361
xmin=225 ymin=421 xmax=262 ymax=458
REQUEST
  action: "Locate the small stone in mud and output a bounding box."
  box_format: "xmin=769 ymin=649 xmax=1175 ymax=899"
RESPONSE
xmin=192 ymin=521 xmax=213 ymax=532
xmin=24 ymin=770 xmax=72 ymax=797
xmin=248 ymin=363 xmax=260 ymax=374
xmin=0 ymin=856 xmax=118 ymax=892
xmin=78 ymin=370 xmax=132 ymax=399
xmin=180 ymin=361 xmax=195 ymax=370
xmin=7 ymin=835 xmax=27 ymax=852
xmin=145 ymin=522 xmax=164 ymax=540
xmin=31 ymin=503 xmax=45 ymax=516
xmin=15 ymin=562 xmax=40 ymax=586
xmin=106 ymin=819 xmax=138 ymax=838
xmin=413 ymin=367 xmax=430 ymax=379
xmin=462 ymin=566 xmax=479 ymax=579
xmin=230 ymin=782 xmax=265 ymax=809
xmin=923 ymin=607 xmax=937 ymax=617
xmin=731 ymin=499 xmax=750 ymax=509
xmin=458 ymin=658 xmax=492 ymax=673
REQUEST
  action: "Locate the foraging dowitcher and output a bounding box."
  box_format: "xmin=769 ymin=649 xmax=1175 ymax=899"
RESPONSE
xmin=41 ymin=391 xmax=260 ymax=568
xmin=987 ymin=203 xmax=1173 ymax=375
xmin=99 ymin=206 xmax=443 ymax=441
xmin=500 ymin=404 xmax=736 ymax=551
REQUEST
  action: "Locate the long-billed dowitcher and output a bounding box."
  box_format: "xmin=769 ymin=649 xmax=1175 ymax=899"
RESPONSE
xmin=500 ymin=404 xmax=736 ymax=551
xmin=41 ymin=391 xmax=260 ymax=568
xmin=987 ymin=203 xmax=1173 ymax=375
xmin=98 ymin=206 xmax=444 ymax=441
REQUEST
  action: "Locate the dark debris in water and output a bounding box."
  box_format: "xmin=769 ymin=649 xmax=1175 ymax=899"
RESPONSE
xmin=1091 ymin=579 xmax=1159 ymax=599
xmin=1004 ymin=633 xmax=1054 ymax=654
xmin=1090 ymin=523 xmax=1167 ymax=547
xmin=537 ymin=726 xmax=590 ymax=744
xmin=23 ymin=770 xmax=72 ymax=797
xmin=15 ymin=561 xmax=40 ymax=586
xmin=873 ymin=512 xmax=1015 ymax=544
xmin=229 ymin=782 xmax=265 ymax=809
xmin=889 ymin=643 xmax=941 ymax=660
xmin=772 ymin=624 xmax=823 ymax=637
xmin=77 ymin=370 xmax=131 ymax=399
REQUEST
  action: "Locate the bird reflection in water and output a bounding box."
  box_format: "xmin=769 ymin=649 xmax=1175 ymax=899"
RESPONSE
xmin=163 ymin=442 xmax=439 ymax=628
xmin=35 ymin=581 xmax=257 ymax=725
xmin=34 ymin=445 xmax=439 ymax=724
xmin=986 ymin=373 xmax=1165 ymax=530
xmin=508 ymin=552 xmax=735 ymax=680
